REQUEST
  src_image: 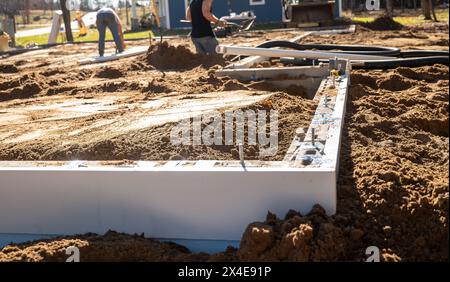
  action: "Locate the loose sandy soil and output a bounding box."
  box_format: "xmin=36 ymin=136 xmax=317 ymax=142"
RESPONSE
xmin=0 ymin=24 xmax=448 ymax=261
xmin=301 ymin=24 xmax=449 ymax=49
xmin=0 ymin=31 xmax=316 ymax=161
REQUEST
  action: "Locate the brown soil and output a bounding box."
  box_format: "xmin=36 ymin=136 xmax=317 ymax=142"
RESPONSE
xmin=0 ymin=66 xmax=315 ymax=161
xmin=95 ymin=66 xmax=125 ymax=79
xmin=300 ymin=25 xmax=449 ymax=50
xmin=146 ymin=41 xmax=226 ymax=70
xmin=232 ymin=64 xmax=449 ymax=262
xmin=0 ymin=34 xmax=317 ymax=162
xmin=360 ymin=16 xmax=404 ymax=31
xmin=0 ymin=25 xmax=448 ymax=262
xmin=236 ymin=207 xmax=347 ymax=261
xmin=0 ymin=230 xmax=216 ymax=262
xmin=0 ymin=63 xmax=19 ymax=73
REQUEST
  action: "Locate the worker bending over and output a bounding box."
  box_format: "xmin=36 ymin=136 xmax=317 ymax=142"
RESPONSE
xmin=186 ymin=0 xmax=227 ymax=54
xmin=96 ymin=7 xmax=126 ymax=57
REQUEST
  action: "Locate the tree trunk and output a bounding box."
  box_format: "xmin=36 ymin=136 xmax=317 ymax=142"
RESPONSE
xmin=60 ymin=0 xmax=74 ymax=42
xmin=25 ymin=0 xmax=30 ymax=25
xmin=421 ymin=0 xmax=432 ymax=19
xmin=125 ymin=0 xmax=129 ymax=26
xmin=386 ymin=0 xmax=394 ymax=18
xmin=429 ymin=0 xmax=439 ymax=22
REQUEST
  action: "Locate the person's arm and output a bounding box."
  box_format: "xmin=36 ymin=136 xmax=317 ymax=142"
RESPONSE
xmin=113 ymin=11 xmax=126 ymax=50
xmin=186 ymin=6 xmax=192 ymax=22
xmin=117 ymin=21 xmax=126 ymax=50
xmin=202 ymin=0 xmax=226 ymax=26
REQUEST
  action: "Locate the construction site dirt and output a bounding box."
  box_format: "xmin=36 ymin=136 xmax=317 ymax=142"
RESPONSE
xmin=0 ymin=24 xmax=448 ymax=261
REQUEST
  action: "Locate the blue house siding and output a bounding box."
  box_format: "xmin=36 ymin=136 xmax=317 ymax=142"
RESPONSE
xmin=213 ymin=0 xmax=283 ymax=23
xmin=168 ymin=0 xmax=342 ymax=29
xmin=167 ymin=0 xmax=190 ymax=29
xmin=169 ymin=0 xmax=283 ymax=29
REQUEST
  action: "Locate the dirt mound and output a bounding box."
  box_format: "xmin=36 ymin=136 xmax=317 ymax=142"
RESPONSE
xmin=360 ymin=16 xmax=404 ymax=31
xmin=0 ymin=82 xmax=42 ymax=101
xmin=377 ymin=74 xmax=413 ymax=91
xmin=238 ymin=206 xmax=348 ymax=261
xmin=348 ymin=84 xmax=378 ymax=100
xmin=342 ymin=67 xmax=449 ymax=261
xmin=146 ymin=41 xmax=226 ymax=70
xmin=0 ymin=63 xmax=19 ymax=73
xmin=95 ymin=66 xmax=125 ymax=79
xmin=236 ymin=65 xmax=448 ymax=262
xmin=351 ymin=73 xmax=378 ymax=89
xmin=395 ymin=64 xmax=449 ymax=82
xmin=0 ymin=230 xmax=211 ymax=262
xmin=142 ymin=78 xmax=173 ymax=93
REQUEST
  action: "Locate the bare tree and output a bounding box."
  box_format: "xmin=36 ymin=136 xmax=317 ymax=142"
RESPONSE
xmin=25 ymin=0 xmax=30 ymax=24
xmin=421 ymin=0 xmax=439 ymax=21
xmin=386 ymin=0 xmax=394 ymax=18
xmin=429 ymin=0 xmax=439 ymax=22
xmin=421 ymin=0 xmax=432 ymax=19
xmin=125 ymin=0 xmax=130 ymax=26
xmin=60 ymin=0 xmax=74 ymax=42
xmin=0 ymin=0 xmax=21 ymax=15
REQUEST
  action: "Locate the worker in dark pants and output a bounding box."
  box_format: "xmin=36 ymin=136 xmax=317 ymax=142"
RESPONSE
xmin=186 ymin=0 xmax=227 ymax=54
xmin=96 ymin=7 xmax=125 ymax=57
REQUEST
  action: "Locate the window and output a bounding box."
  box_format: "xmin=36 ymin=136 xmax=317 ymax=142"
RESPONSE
xmin=250 ymin=0 xmax=265 ymax=5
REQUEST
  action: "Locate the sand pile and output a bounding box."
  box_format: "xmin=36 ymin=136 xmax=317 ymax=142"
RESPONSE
xmin=146 ymin=41 xmax=226 ymax=70
xmin=2 ymin=64 xmax=447 ymax=261
xmin=337 ymin=65 xmax=448 ymax=261
xmin=224 ymin=64 xmax=449 ymax=262
xmin=237 ymin=206 xmax=347 ymax=261
xmin=360 ymin=16 xmax=404 ymax=31
xmin=0 ymin=25 xmax=448 ymax=261
xmin=0 ymin=66 xmax=316 ymax=162
xmin=49 ymin=90 xmax=314 ymax=162
xmin=0 ymin=230 xmax=212 ymax=262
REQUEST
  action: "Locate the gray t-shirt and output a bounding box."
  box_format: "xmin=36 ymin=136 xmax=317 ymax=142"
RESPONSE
xmin=97 ymin=7 xmax=120 ymax=23
xmin=97 ymin=7 xmax=118 ymax=17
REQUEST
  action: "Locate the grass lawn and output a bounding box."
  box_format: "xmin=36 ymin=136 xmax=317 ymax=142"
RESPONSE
xmin=15 ymin=28 xmax=191 ymax=46
xmin=351 ymin=8 xmax=449 ymax=26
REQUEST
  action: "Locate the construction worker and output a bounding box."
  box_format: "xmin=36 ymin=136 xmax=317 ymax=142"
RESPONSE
xmin=75 ymin=11 xmax=88 ymax=37
xmin=96 ymin=7 xmax=126 ymax=57
xmin=186 ymin=0 xmax=227 ymax=54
